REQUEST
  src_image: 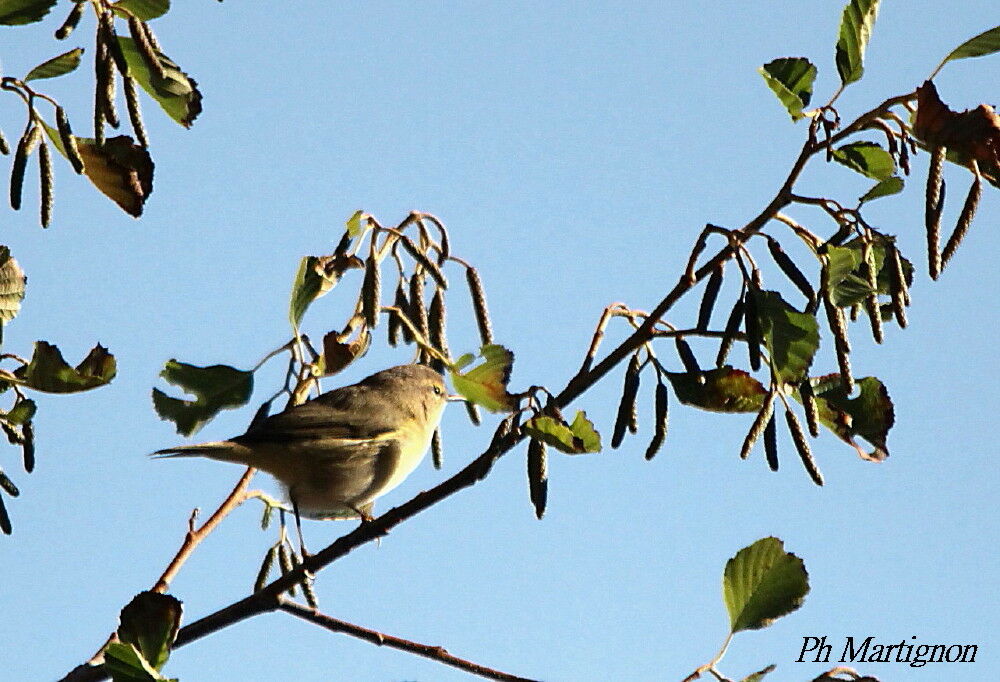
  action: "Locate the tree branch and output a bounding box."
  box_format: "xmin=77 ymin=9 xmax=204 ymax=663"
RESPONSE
xmin=173 ymin=421 xmax=521 ymax=652
xmin=278 ymin=599 xmax=539 ymax=682
xmin=153 ymin=466 xmax=257 ymax=593
xmin=59 ymin=421 xmax=523 ymax=682
xmin=66 ymin=467 xmax=259 ymax=677
xmin=554 ymin=92 xmax=918 ymax=408
xmin=59 ymin=90 xmax=919 ymax=682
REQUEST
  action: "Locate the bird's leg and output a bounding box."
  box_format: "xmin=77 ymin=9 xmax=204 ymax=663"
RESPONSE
xmin=290 ymin=492 xmax=312 ymax=560
xmin=352 ymin=502 xmax=375 ymax=524
xmin=351 ymin=502 xmax=382 ymax=546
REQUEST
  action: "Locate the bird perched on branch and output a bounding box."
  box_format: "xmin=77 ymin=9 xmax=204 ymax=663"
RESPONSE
xmin=154 ymin=364 xmax=450 ymax=529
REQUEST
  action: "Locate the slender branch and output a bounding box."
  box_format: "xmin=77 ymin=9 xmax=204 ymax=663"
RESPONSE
xmin=820 ymin=92 xmax=917 ymax=150
xmin=103 ymin=121 xmax=821 ymax=677
xmin=60 ymin=89 xmax=920 ymax=682
xmin=555 ymin=93 xmax=917 ymax=408
xmin=172 ymin=421 xmax=520 ymax=653
xmin=380 ymin=305 xmax=450 ymax=364
xmin=772 ymin=212 xmax=821 ymax=249
xmin=706 ymin=667 xmax=728 ymax=682
xmin=251 ymin=339 xmax=296 ymax=373
xmin=680 ymin=628 xmax=734 ymax=682
xmin=50 ymin=421 xmax=526 ymax=682
xmin=69 ymin=467 xmax=258 ymax=675
xmin=554 ymin=120 xmax=812 ymax=408
xmin=684 ymin=224 xmax=732 ymax=284
xmin=278 ymin=599 xmax=538 ymax=682
xmin=578 ymin=303 xmax=630 ymax=374
xmin=788 ymin=192 xmax=840 ymax=208
xmin=153 ymin=467 xmax=257 ymax=593
xmin=651 ymin=328 xmax=745 ymax=342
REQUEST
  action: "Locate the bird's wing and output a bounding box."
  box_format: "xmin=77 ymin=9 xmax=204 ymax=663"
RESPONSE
xmin=233 ymin=385 xmax=396 ymax=446
xmin=365 ymin=439 xmax=403 ymax=501
xmin=294 ymin=438 xmax=401 ymax=519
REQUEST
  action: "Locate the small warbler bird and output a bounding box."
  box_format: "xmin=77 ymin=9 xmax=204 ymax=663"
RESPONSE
xmin=154 ymin=364 xmax=449 ymax=522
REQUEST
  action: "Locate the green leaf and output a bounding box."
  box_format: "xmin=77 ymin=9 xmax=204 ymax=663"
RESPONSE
xmin=450 ymin=344 xmax=514 ymax=412
xmin=117 ymin=36 xmax=202 ymax=127
xmin=795 ymin=374 xmax=893 ymax=460
xmin=569 ymin=410 xmax=601 ymax=453
xmin=739 ymin=664 xmax=777 ymax=682
xmin=858 ymin=175 xmax=903 ymax=204
xmin=112 ymin=0 xmax=170 ymax=21
xmin=289 ymin=256 xmax=324 ymax=330
xmin=0 ymin=247 xmax=26 ymax=324
xmin=831 ymin=274 xmax=875 ymax=308
xmin=835 ymin=0 xmax=880 ymax=86
xmin=25 ymin=47 xmax=84 ymax=81
xmin=823 ymin=244 xmax=861 ymax=290
xmin=287 ymin=254 xmax=363 ymax=330
xmin=754 ymin=290 xmax=819 ymax=384
xmin=832 ymin=141 xmax=895 ymax=180
xmin=117 ymin=591 xmax=182 ymax=671
xmin=666 ymin=367 xmax=767 ymax=414
xmin=14 ymin=342 xmax=116 ymax=393
xmin=723 ymin=537 xmax=809 ymax=633
xmin=522 ymin=416 xmax=570 ymax=450
xmin=827 ymin=237 xmax=912 ymax=308
xmin=758 ymin=57 xmax=816 ymax=121
xmin=452 ymin=352 xmax=475 ymax=371
xmin=345 ymin=209 xmax=364 ymax=237
xmin=942 ymin=25 xmax=1000 ymax=63
xmin=152 ymin=360 xmax=253 ymax=436
xmin=43 ymin=122 xmax=154 ymax=217
xmin=0 ymin=0 xmax=58 ymax=25
xmin=103 ymin=642 xmax=175 ymax=682
xmin=3 ymin=398 xmax=36 ymax=425
xmin=528 ymin=416 xmax=578 ymax=453
xmin=523 ymin=411 xmax=601 ymax=454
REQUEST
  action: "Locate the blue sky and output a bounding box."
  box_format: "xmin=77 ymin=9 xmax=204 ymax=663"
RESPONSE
xmin=2 ymin=2 xmax=997 ymax=680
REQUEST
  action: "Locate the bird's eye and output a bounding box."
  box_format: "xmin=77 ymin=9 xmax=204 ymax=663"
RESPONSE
xmin=433 ymin=385 xmax=443 ymax=395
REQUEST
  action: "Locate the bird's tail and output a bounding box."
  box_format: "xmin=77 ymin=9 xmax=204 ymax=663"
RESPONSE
xmin=151 ymin=441 xmax=254 ymax=465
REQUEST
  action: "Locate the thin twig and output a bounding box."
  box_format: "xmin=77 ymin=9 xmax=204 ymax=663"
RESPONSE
xmin=81 ymin=467 xmax=257 ymax=669
xmin=554 ymin=123 xmax=809 ymax=407
xmin=555 ymin=96 xmax=918 ymax=408
xmin=578 ymin=303 xmax=629 ymax=374
xmin=819 ymin=92 xmax=918 ymax=150
xmin=153 ymin=467 xmax=257 ymax=593
xmin=772 ymin=212 xmax=821 ymax=250
xmin=651 ymin=328 xmax=745 ymax=341
xmin=279 ymin=600 xmax=538 ymax=682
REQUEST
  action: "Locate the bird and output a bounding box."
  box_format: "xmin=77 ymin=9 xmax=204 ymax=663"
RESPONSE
xmin=153 ymin=364 xmax=449 ymax=529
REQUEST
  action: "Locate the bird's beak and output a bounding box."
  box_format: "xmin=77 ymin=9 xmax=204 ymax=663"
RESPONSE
xmin=446 ymin=394 xmax=465 ymax=402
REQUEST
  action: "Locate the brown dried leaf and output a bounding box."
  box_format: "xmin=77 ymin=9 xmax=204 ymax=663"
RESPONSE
xmin=76 ymin=135 xmax=153 ymax=217
xmin=915 ymin=81 xmax=1000 ymax=166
